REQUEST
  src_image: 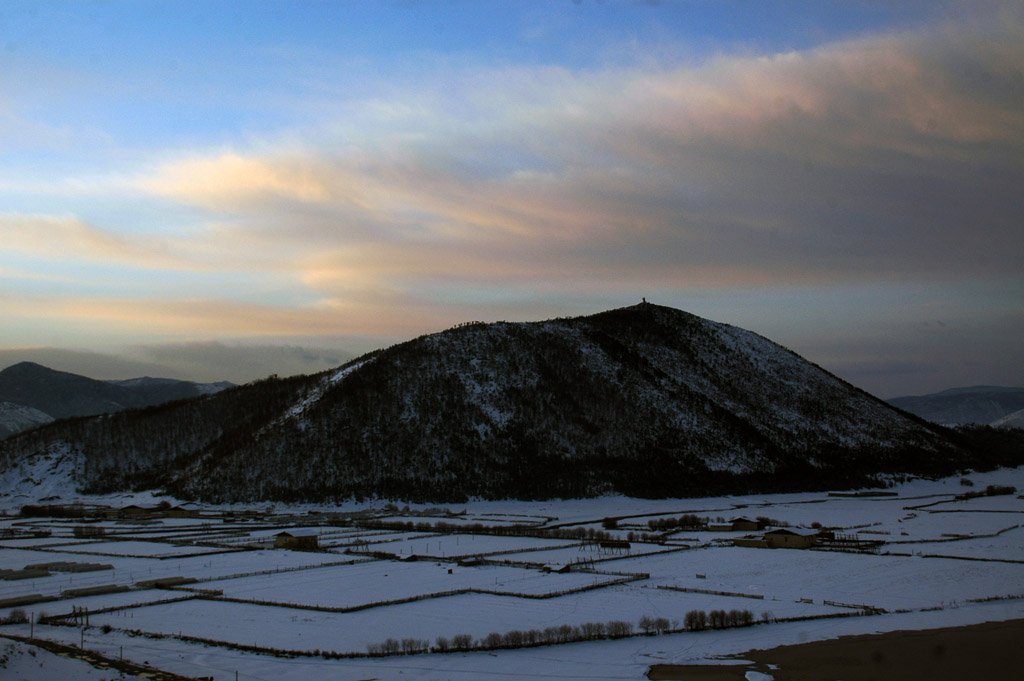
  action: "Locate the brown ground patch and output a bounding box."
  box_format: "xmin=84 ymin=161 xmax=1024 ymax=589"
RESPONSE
xmin=649 ymin=618 xmax=1024 ymax=681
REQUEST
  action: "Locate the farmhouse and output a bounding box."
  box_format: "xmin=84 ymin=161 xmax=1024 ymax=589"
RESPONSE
xmin=167 ymin=504 xmax=201 ymax=518
xmin=763 ymin=528 xmax=818 ymax=549
xmin=274 ymin=531 xmax=319 ymax=550
xmin=120 ymin=504 xmax=150 ymax=517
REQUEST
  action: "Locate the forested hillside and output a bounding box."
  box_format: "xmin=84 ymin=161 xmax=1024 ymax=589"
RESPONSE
xmin=0 ymin=304 xmax=982 ymax=502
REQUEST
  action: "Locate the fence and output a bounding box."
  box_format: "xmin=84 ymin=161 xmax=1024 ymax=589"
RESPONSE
xmin=657 ymin=585 xmax=764 ymax=600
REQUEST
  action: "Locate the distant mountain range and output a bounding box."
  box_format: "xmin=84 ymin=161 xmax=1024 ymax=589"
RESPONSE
xmin=3 ymin=304 xmax=1006 ymax=504
xmin=887 ymin=386 xmax=1024 ymax=426
xmin=0 ymin=362 xmax=234 ymax=438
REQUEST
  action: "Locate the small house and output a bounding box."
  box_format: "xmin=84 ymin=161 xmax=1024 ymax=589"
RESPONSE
xmin=120 ymin=504 xmax=150 ymax=517
xmin=167 ymin=504 xmax=201 ymax=519
xmin=274 ymin=531 xmax=319 ymax=551
xmin=763 ymin=528 xmax=817 ymax=550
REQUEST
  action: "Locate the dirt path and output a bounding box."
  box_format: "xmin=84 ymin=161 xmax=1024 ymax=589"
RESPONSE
xmin=649 ymin=618 xmax=1024 ymax=681
xmin=0 ymin=633 xmax=200 ymax=681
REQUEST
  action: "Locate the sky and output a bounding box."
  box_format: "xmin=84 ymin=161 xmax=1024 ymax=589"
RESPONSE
xmin=0 ymin=0 xmax=1021 ymax=397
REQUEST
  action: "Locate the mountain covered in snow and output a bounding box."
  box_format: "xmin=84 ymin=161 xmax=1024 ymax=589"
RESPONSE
xmin=992 ymin=408 xmax=1024 ymax=430
xmin=0 ymin=401 xmax=54 ymax=439
xmin=0 ymin=304 xmax=995 ymax=503
xmin=887 ymin=386 xmax=1024 ymax=426
xmin=0 ymin=361 xmax=234 ymax=438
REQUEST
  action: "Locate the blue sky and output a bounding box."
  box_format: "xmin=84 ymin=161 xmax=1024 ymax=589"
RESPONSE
xmin=1 ymin=1 xmax=1022 ymax=396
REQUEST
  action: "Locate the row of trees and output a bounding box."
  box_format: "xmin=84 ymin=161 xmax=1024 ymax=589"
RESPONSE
xmin=683 ymin=608 xmax=757 ymax=630
xmin=647 ymin=514 xmax=707 ymax=531
xmin=356 ymin=517 xmax=643 ymax=545
xmin=956 ymin=484 xmax=1016 ymax=500
xmin=365 ymin=610 xmax=765 ymax=656
xmin=368 ymin=620 xmax=637 ymax=655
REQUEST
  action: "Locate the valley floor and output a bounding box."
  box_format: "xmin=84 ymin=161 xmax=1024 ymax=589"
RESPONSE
xmin=1 ymin=466 xmax=1023 ymax=680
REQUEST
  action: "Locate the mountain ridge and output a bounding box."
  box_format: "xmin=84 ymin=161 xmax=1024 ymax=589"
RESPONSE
xmin=887 ymin=386 xmax=1024 ymax=426
xmin=0 ymin=361 xmax=235 ymax=438
xmin=0 ymin=304 xmax=994 ymax=503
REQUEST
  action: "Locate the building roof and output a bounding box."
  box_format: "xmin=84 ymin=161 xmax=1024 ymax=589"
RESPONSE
xmin=764 ymin=527 xmax=818 ymax=536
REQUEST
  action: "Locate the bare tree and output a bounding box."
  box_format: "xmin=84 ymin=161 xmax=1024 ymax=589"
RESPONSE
xmin=607 ymin=620 xmax=634 ymax=637
xmin=684 ymin=610 xmax=708 ymax=631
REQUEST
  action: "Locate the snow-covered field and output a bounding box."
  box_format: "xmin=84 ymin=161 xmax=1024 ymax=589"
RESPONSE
xmin=1 ymin=466 xmax=1022 ymax=680
xmin=358 ymin=532 xmax=573 ymax=559
xmin=197 ymin=559 xmax=630 ymax=607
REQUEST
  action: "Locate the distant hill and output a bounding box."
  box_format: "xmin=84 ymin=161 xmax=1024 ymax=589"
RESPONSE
xmin=0 ymin=402 xmax=54 ymax=439
xmin=1 ymin=304 xmax=985 ymax=503
xmin=887 ymin=386 xmax=1024 ymax=426
xmin=0 ymin=362 xmax=234 ymax=438
xmin=992 ymin=408 xmax=1024 ymax=430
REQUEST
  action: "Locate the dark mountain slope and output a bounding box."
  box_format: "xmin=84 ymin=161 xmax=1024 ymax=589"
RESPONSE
xmin=1 ymin=304 xmax=974 ymax=502
xmin=190 ymin=303 xmax=955 ymax=501
xmin=0 ymin=362 xmax=236 ymax=438
xmin=0 ymin=362 xmax=144 ymax=419
xmin=1 ymin=372 xmax=316 ymax=492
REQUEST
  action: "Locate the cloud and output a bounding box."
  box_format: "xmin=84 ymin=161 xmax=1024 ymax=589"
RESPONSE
xmin=3 ymin=13 xmax=1021 ymax=386
xmin=117 ymin=18 xmax=1022 ymax=304
xmin=0 ymin=213 xmax=228 ymax=272
xmin=1 ymin=214 xmax=155 ymax=263
xmin=0 ymin=286 xmax=459 ymax=341
xmin=131 ymin=341 xmax=354 ymax=383
xmin=134 ymin=153 xmax=334 ymax=210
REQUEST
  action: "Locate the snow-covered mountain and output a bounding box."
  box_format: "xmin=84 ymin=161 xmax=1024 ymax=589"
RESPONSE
xmin=0 ymin=401 xmax=54 ymax=439
xmin=887 ymin=386 xmax=1024 ymax=426
xmin=992 ymin=408 xmax=1024 ymax=430
xmin=0 ymin=361 xmax=235 ymax=438
xmin=0 ymin=304 xmax=982 ymax=502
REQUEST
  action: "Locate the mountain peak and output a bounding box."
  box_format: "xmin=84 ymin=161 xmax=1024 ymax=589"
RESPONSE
xmin=0 ymin=361 xmax=233 ymax=427
xmin=1 ymin=361 xmax=59 ymax=376
xmin=3 ymin=305 xmax=970 ymax=502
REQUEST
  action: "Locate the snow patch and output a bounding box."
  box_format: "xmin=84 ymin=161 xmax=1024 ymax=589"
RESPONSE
xmin=0 ymin=441 xmax=80 ymax=505
xmin=284 ymin=358 xmax=373 ymax=421
xmin=0 ymin=401 xmax=54 ymax=438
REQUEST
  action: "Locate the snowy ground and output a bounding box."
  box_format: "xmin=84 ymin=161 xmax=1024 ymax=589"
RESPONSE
xmin=1 ymin=465 xmax=1022 ymax=680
